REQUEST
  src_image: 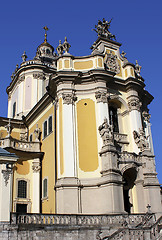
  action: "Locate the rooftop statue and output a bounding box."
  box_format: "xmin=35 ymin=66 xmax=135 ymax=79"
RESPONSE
xmin=93 ymin=18 xmax=116 ymax=40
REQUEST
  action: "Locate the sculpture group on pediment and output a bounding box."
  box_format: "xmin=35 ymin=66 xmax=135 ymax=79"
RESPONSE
xmin=93 ymin=18 xmax=116 ymax=40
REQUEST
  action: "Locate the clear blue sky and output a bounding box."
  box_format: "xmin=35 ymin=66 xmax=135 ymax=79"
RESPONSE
xmin=0 ymin=0 xmax=162 ymax=182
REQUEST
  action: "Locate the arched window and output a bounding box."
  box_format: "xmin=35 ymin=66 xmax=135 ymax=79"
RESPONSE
xmin=109 ymin=106 xmax=119 ymax=133
xmin=18 ymin=180 xmax=27 ymax=198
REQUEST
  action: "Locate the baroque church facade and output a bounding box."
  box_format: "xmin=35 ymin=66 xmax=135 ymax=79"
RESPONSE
xmin=0 ymin=20 xmax=161 ymax=239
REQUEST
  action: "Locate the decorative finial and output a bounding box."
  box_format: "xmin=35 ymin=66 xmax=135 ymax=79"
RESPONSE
xmin=21 ymin=51 xmax=27 ymax=62
xmin=43 ymin=26 xmax=49 ymax=43
xmin=56 ymin=40 xmax=63 ymax=56
xmin=62 ymin=36 xmax=71 ymax=54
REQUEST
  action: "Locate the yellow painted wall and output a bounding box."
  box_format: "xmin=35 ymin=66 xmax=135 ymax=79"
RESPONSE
xmin=29 ymin=103 xmax=55 ymax=213
xmin=64 ymin=60 xmax=70 ymax=68
xmin=74 ymin=60 xmax=93 ymax=70
xmin=98 ymin=58 xmax=103 ymax=67
xmin=77 ymin=99 xmax=98 ymax=172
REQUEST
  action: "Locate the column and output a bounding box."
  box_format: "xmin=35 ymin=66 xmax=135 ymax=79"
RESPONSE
xmin=0 ymin=165 xmax=13 ymax=221
xmin=127 ymin=90 xmax=143 ymax=153
xmin=56 ymin=93 xmax=79 ymax=214
xmin=98 ymin=119 xmax=125 ymax=214
xmin=32 ymin=159 xmax=41 ymax=213
xmin=95 ymin=91 xmax=109 ymax=125
xmin=95 ymin=91 xmax=109 ymax=149
xmin=62 ymin=93 xmax=76 ymax=177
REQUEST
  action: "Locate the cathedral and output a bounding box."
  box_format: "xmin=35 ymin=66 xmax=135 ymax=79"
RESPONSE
xmin=0 ymin=19 xmax=161 ymax=239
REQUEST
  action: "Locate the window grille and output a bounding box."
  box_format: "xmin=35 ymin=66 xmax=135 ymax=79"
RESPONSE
xmin=18 ymin=180 xmax=27 ymax=198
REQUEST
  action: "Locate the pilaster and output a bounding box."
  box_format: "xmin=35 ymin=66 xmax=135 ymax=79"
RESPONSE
xmin=32 ymin=159 xmax=41 ymax=213
xmin=98 ymin=118 xmax=125 ymax=214
xmin=62 ymin=93 xmax=77 ymax=177
xmin=127 ymin=90 xmax=142 ymax=153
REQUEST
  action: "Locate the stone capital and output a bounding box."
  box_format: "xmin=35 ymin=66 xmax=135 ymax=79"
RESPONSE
xmin=95 ymin=91 xmax=108 ymax=103
xmin=62 ymin=93 xmax=77 ymax=105
xmin=32 ymin=161 xmax=41 ymax=173
xmin=128 ymin=97 xmax=141 ymax=112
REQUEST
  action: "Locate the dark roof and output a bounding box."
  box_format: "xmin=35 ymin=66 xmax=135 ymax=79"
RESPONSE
xmin=0 ymin=147 xmax=17 ymax=158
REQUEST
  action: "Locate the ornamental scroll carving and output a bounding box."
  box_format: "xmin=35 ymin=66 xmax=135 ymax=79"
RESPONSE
xmin=95 ymin=91 xmax=109 ymax=103
xmin=32 ymin=161 xmax=41 ymax=173
xmin=62 ymin=93 xmax=77 ymax=105
xmin=104 ymin=51 xmax=120 ymax=74
xmin=133 ymin=129 xmax=149 ymax=151
xmin=98 ymin=118 xmax=114 ymax=146
xmin=2 ymin=169 xmax=12 ymax=186
xmin=128 ymin=98 xmax=141 ymax=112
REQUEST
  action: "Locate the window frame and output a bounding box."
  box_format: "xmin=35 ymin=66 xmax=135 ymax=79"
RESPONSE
xmin=42 ymin=177 xmax=48 ymax=200
xmin=13 ymin=101 xmax=16 ymax=118
xmin=16 ymin=178 xmax=30 ymax=199
xmin=42 ymin=115 xmax=53 ymax=139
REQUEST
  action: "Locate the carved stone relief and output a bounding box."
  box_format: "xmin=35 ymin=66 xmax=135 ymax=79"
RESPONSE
xmin=34 ymin=124 xmax=41 ymax=141
xmin=98 ymin=118 xmax=114 ymax=146
xmin=32 ymin=161 xmax=41 ymax=173
xmin=128 ymin=98 xmax=141 ymax=112
xmin=142 ymin=111 xmax=151 ymax=123
xmin=133 ymin=129 xmax=149 ymax=151
xmin=33 ymin=73 xmax=44 ymax=80
xmin=104 ymin=51 xmax=120 ymax=74
xmin=2 ymin=169 xmax=12 ymax=186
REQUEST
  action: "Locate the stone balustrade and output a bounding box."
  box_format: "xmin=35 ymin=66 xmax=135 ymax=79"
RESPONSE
xmin=119 ymin=151 xmax=139 ymax=163
xmin=0 ymin=137 xmax=40 ymax=152
xmin=114 ymin=132 xmax=128 ymax=145
xmin=10 ymin=213 xmax=155 ymax=227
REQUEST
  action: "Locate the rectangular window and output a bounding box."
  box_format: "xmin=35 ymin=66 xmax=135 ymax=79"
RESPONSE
xmin=43 ymin=178 xmax=48 ymax=198
xmin=43 ymin=120 xmax=47 ymax=138
xmin=43 ymin=115 xmax=53 ymax=139
xmin=48 ymin=116 xmax=52 ymax=134
xmin=13 ymin=102 xmax=16 ymax=118
xmin=29 ymin=134 xmax=33 ymax=142
xmin=18 ymin=180 xmax=27 ymax=198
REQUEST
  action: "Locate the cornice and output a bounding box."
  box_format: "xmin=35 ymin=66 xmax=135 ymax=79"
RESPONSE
xmin=0 ymin=117 xmax=25 ymax=128
xmin=6 ymin=63 xmax=56 ymax=94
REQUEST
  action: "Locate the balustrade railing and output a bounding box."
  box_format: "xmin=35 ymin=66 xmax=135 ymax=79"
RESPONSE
xmin=10 ymin=213 xmax=154 ymax=227
xmin=119 ymin=151 xmax=139 ymax=163
xmin=0 ymin=137 xmax=40 ymax=152
xmin=114 ymin=133 xmax=128 ymax=144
